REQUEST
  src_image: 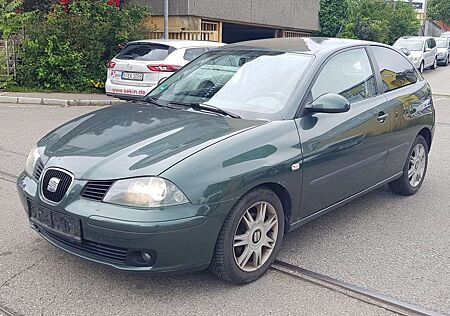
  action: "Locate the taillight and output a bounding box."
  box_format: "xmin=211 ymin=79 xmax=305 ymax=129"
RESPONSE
xmin=107 ymin=60 xmax=116 ymax=69
xmin=147 ymin=64 xmax=181 ymax=72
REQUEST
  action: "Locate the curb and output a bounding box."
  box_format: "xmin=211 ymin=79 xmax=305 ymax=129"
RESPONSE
xmin=0 ymin=96 xmax=122 ymax=106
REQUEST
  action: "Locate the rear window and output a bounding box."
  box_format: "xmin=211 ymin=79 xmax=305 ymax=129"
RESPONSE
xmin=116 ymin=43 xmax=175 ymax=61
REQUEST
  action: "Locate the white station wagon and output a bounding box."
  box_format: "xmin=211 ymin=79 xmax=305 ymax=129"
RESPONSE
xmin=105 ymin=39 xmax=225 ymax=100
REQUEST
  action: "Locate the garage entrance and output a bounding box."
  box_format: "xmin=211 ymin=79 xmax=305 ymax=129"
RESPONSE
xmin=222 ymin=22 xmax=278 ymax=43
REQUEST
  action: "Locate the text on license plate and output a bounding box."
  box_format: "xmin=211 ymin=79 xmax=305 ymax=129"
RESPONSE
xmin=28 ymin=201 xmax=81 ymax=240
xmin=121 ymin=72 xmax=144 ymax=81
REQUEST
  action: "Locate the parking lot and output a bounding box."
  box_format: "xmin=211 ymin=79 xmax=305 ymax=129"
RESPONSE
xmin=0 ymin=67 xmax=449 ymax=316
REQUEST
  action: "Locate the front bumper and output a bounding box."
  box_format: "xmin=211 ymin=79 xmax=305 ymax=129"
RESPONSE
xmin=17 ymin=172 xmax=233 ymax=273
xmin=437 ymin=55 xmax=447 ymax=62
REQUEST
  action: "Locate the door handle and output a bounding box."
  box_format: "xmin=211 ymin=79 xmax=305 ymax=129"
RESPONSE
xmin=377 ymin=112 xmax=388 ymax=123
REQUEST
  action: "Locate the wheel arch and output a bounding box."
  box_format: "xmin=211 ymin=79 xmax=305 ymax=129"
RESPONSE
xmin=257 ymin=182 xmax=294 ymax=233
xmin=418 ymin=127 xmax=432 ymax=151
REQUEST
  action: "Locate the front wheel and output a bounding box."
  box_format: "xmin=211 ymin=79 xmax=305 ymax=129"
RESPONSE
xmin=419 ymin=61 xmax=425 ymax=73
xmin=389 ymin=135 xmax=428 ymax=195
xmin=209 ymin=188 xmax=285 ymax=284
xmin=445 ymin=55 xmax=449 ymax=66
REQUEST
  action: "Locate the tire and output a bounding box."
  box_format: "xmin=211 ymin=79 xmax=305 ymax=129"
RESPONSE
xmin=209 ymin=187 xmax=285 ymax=284
xmin=445 ymin=55 xmax=449 ymax=66
xmin=419 ymin=61 xmax=424 ymax=73
xmin=389 ymin=135 xmax=428 ymax=196
xmin=431 ymin=58 xmax=437 ymax=70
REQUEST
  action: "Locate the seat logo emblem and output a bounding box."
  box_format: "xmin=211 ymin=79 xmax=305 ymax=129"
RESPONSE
xmin=47 ymin=177 xmax=60 ymax=193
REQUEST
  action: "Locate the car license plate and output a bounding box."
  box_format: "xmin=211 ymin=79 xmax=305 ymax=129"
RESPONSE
xmin=28 ymin=201 xmax=81 ymax=241
xmin=121 ymin=72 xmax=144 ymax=81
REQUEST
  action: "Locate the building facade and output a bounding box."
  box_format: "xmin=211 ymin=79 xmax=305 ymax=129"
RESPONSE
xmin=133 ymin=0 xmax=320 ymax=43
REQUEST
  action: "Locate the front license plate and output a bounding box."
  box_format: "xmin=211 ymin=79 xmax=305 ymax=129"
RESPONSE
xmin=121 ymin=72 xmax=144 ymax=81
xmin=28 ymin=201 xmax=81 ymax=241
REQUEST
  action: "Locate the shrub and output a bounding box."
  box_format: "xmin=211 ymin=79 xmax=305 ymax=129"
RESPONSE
xmin=341 ymin=0 xmax=420 ymax=44
xmin=16 ymin=0 xmax=152 ymax=92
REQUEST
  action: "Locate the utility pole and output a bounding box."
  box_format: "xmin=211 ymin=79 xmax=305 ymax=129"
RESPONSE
xmin=163 ymin=0 xmax=169 ymax=39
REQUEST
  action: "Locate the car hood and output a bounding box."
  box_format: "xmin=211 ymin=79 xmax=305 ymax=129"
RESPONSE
xmin=407 ymin=51 xmax=423 ymax=59
xmin=39 ymin=103 xmax=265 ymax=180
xmin=437 ymin=47 xmax=448 ymax=54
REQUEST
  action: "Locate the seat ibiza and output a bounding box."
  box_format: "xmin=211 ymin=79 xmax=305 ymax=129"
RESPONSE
xmin=17 ymin=38 xmax=435 ymax=284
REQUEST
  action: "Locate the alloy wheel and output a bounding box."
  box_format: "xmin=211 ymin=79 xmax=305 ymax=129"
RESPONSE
xmin=408 ymin=143 xmax=426 ymax=187
xmin=233 ymin=201 xmax=278 ymax=272
xmin=420 ymin=62 xmax=424 ymax=73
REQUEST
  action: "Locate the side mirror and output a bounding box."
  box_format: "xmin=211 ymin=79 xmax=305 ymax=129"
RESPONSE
xmin=305 ymin=93 xmax=350 ymax=114
xmin=400 ymin=48 xmax=410 ymax=56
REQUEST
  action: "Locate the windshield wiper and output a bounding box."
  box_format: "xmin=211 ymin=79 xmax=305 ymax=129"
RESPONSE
xmin=168 ymin=101 xmax=241 ymax=119
xmin=141 ymin=97 xmax=180 ymax=110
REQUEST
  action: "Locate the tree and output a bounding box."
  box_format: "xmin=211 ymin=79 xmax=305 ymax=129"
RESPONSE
xmin=319 ymin=0 xmax=349 ymax=37
xmin=340 ymin=0 xmax=420 ymax=44
xmin=428 ymin=0 xmax=450 ymax=24
xmin=0 ymin=0 xmax=34 ymax=39
xmin=22 ymin=0 xmax=57 ymax=12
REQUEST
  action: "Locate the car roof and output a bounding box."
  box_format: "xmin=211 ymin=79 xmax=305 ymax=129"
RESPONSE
xmin=220 ymin=37 xmax=381 ymax=55
xmin=397 ymin=36 xmax=432 ymax=40
xmin=127 ymin=39 xmax=225 ymax=48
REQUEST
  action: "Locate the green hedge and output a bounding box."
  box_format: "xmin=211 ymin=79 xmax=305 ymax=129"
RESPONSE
xmin=16 ymin=0 xmax=152 ymax=92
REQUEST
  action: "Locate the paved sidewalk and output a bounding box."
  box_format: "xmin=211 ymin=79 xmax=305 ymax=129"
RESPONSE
xmin=0 ymin=91 xmax=122 ymax=106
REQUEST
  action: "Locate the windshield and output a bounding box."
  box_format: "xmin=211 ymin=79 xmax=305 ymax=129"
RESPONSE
xmin=146 ymin=50 xmax=313 ymax=120
xmin=394 ymin=40 xmax=424 ymax=51
xmin=436 ymin=39 xmax=448 ymax=48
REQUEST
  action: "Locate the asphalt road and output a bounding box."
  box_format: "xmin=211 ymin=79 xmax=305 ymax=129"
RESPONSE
xmin=0 ymin=68 xmax=449 ymax=315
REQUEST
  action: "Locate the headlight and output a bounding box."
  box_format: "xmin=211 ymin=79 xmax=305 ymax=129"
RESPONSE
xmin=25 ymin=146 xmax=40 ymax=177
xmin=103 ymin=177 xmax=189 ymax=208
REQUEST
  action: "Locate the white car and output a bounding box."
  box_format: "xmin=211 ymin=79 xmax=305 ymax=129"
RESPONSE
xmin=105 ymin=39 xmax=225 ymax=100
xmin=394 ymin=36 xmax=438 ymax=73
xmin=435 ymin=37 xmax=450 ymax=66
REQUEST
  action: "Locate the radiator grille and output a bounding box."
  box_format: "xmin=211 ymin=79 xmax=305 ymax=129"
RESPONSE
xmin=81 ymin=180 xmax=115 ymax=201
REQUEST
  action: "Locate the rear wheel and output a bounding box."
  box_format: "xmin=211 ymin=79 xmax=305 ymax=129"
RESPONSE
xmin=389 ymin=135 xmax=428 ymax=195
xmin=209 ymin=188 xmax=284 ymax=284
xmin=431 ymin=58 xmax=438 ymax=69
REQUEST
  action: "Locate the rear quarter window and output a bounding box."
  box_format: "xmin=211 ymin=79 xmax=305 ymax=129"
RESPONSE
xmin=183 ymin=48 xmax=207 ymax=61
xmin=116 ymin=43 xmax=175 ymax=61
xmin=371 ymin=46 xmax=418 ymax=92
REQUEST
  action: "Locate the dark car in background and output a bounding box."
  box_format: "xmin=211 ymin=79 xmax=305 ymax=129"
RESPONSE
xmin=17 ymin=38 xmax=434 ymax=284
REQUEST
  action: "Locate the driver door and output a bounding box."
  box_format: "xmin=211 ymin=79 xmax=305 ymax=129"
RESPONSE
xmin=296 ymin=47 xmax=392 ymax=218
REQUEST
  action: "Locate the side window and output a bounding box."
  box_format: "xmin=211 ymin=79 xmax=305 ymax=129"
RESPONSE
xmin=183 ymin=48 xmax=206 ymax=61
xmin=371 ymin=46 xmax=418 ymax=92
xmin=430 ymin=38 xmax=436 ymax=48
xmin=311 ymin=48 xmax=376 ymax=104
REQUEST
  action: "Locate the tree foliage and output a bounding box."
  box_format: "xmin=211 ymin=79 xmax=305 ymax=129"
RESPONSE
xmin=319 ymin=0 xmax=349 ymax=37
xmin=320 ymin=0 xmax=420 ymax=44
xmin=428 ymin=0 xmax=450 ymax=24
xmin=0 ymin=0 xmax=34 ymax=39
xmin=16 ymin=0 xmax=152 ymax=91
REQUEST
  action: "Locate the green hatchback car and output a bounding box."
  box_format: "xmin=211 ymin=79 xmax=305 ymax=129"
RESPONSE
xmin=17 ymin=38 xmax=435 ymax=284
